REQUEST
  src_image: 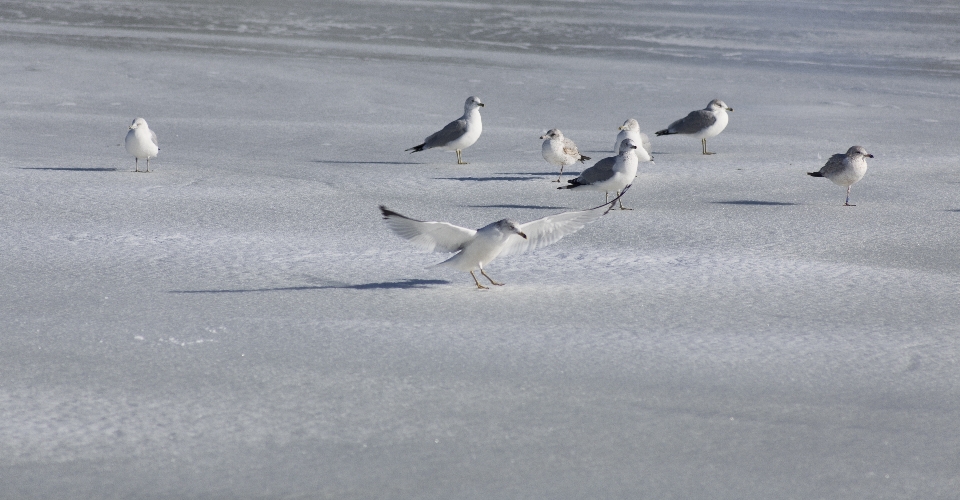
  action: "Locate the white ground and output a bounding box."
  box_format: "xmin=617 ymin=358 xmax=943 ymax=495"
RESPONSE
xmin=2 ymin=1 xmax=959 ymax=498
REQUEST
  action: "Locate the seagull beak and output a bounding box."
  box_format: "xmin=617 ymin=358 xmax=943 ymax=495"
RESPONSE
xmin=727 ymin=107 xmax=734 ymax=112
xmin=866 ymin=154 xmax=874 ymax=158
xmin=518 ymin=231 xmax=528 ymax=240
xmin=539 ymin=135 xmax=547 ymax=139
xmin=479 ymin=103 xmax=485 ymax=107
xmin=618 ymin=125 xmax=628 ymax=130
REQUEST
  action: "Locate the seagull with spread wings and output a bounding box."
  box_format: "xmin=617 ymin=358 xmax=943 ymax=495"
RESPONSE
xmin=379 ymin=193 xmax=625 ymax=289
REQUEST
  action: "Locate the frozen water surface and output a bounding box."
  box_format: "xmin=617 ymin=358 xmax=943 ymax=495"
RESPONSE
xmin=1 ymin=1 xmax=960 ymax=498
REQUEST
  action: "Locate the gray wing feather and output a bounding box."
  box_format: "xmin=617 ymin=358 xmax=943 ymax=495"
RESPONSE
xmin=574 ymin=156 xmax=617 ymax=185
xmin=150 ymin=130 xmax=159 ymax=147
xmin=423 ymin=118 xmax=468 ymax=148
xmin=668 ymin=109 xmax=716 ymax=134
xmin=817 ymin=153 xmax=848 ymax=176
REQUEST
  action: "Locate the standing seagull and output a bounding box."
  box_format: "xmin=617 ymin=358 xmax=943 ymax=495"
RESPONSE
xmin=125 ymin=117 xmax=159 ymax=172
xmin=808 ymin=146 xmax=874 ymax=206
xmin=380 ymin=197 xmax=619 ymax=289
xmin=540 ymin=129 xmax=590 ymax=182
xmin=655 ymin=99 xmax=733 ymax=155
xmin=406 ymin=96 xmax=484 ymax=164
xmin=559 ymin=138 xmax=643 ymax=210
xmin=614 ymin=118 xmax=652 ymax=156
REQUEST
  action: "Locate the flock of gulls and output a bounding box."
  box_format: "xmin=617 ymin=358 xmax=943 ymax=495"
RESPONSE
xmin=123 ymin=96 xmax=873 ymax=289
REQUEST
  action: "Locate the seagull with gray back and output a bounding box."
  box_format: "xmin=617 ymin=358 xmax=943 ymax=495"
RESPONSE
xmin=406 ymin=96 xmax=484 ymax=165
xmin=808 ymin=146 xmax=874 ymax=206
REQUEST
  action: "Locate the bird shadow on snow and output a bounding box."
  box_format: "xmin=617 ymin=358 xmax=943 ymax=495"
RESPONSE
xmin=312 ymin=160 xmax=422 ymax=165
xmin=169 ymin=279 xmax=449 ymax=294
xmin=711 ymin=200 xmax=799 ymax=206
xmin=19 ymin=166 xmax=118 ymax=172
xmin=434 ymin=175 xmax=542 ymax=181
xmin=467 ymin=204 xmax=570 ymax=210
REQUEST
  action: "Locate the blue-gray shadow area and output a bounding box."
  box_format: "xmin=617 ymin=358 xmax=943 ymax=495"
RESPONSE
xmin=169 ymin=279 xmax=449 ymax=294
xmin=19 ymin=167 xmax=119 ymax=172
xmin=467 ymin=204 xmax=570 ymax=210
xmin=711 ymin=200 xmax=799 ymax=206
xmin=311 ymin=160 xmax=422 ymax=165
xmin=436 ymin=175 xmax=544 ymax=182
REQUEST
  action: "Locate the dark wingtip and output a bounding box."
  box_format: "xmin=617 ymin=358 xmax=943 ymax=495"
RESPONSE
xmin=379 ymin=205 xmax=399 ymax=218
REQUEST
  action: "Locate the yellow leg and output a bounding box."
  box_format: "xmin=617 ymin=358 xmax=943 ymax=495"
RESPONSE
xmin=702 ymin=138 xmax=715 ymax=155
xmin=456 ymin=150 xmax=468 ymax=164
xmin=480 ymin=269 xmax=504 ymax=286
xmin=470 ymin=271 xmax=488 ymax=289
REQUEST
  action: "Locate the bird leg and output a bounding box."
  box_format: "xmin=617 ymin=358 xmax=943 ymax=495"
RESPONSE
xmin=617 ymin=190 xmax=633 ymax=210
xmin=134 ymin=158 xmax=140 ymax=173
xmin=480 ymin=269 xmax=504 ymax=286
xmin=469 ymin=271 xmax=489 ymax=289
xmin=844 ymin=186 xmax=855 ymax=206
xmin=554 ymin=165 xmax=564 ymax=183
xmin=145 ymin=158 xmax=150 ymax=173
xmin=456 ymin=150 xmax=468 ymax=165
xmin=702 ymin=138 xmax=715 ymax=155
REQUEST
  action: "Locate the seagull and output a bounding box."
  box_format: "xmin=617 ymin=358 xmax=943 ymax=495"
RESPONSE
xmin=125 ymin=117 xmax=159 ymax=172
xmin=614 ymin=119 xmax=652 ymax=156
xmin=655 ymin=99 xmax=733 ymax=155
xmin=540 ymin=129 xmax=590 ymax=182
xmin=558 ymin=138 xmax=644 ymax=210
xmin=406 ymin=96 xmax=484 ymax=164
xmin=808 ymin=146 xmax=874 ymax=206
xmin=379 ymin=194 xmax=623 ymax=289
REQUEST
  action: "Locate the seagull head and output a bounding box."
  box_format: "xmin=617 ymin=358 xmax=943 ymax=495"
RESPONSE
xmin=708 ymin=99 xmax=733 ymax=112
xmin=618 ymin=119 xmax=639 ymax=131
xmin=618 ymin=138 xmax=639 ymax=153
xmin=465 ymin=96 xmax=484 ymax=110
xmin=129 ymin=117 xmax=148 ymax=130
xmin=540 ymin=129 xmax=562 ymax=140
xmin=847 ymin=145 xmax=873 ymax=158
xmin=498 ymin=219 xmax=527 ymax=239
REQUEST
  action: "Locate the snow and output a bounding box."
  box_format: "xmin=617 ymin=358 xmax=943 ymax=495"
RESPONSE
xmin=2 ymin=1 xmax=960 ymax=498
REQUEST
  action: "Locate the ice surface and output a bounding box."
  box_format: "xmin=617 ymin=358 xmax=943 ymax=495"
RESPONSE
xmin=2 ymin=1 xmax=960 ymax=498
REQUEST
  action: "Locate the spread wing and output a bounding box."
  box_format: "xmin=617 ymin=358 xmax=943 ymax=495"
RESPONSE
xmin=423 ymin=118 xmax=468 ymax=149
xmin=498 ymin=201 xmax=612 ymax=257
xmin=379 ymin=206 xmax=476 ymax=253
xmin=668 ymin=109 xmax=716 ymax=134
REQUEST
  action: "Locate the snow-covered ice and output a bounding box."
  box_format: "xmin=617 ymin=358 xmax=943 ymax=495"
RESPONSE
xmin=2 ymin=1 xmax=960 ymax=498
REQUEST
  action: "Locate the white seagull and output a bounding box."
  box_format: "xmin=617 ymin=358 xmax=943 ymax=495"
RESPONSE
xmin=379 ymin=197 xmax=621 ymax=289
xmin=125 ymin=117 xmax=159 ymax=172
xmin=614 ymin=119 xmax=652 ymax=156
xmin=406 ymin=96 xmax=484 ymax=164
xmin=655 ymin=99 xmax=733 ymax=155
xmin=558 ymin=138 xmax=644 ymax=210
xmin=540 ymin=129 xmax=590 ymax=182
xmin=808 ymin=146 xmax=874 ymax=206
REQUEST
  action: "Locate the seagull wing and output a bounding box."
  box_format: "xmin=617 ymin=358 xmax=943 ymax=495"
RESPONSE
xmin=817 ymin=153 xmax=848 ymax=176
xmin=423 ymin=118 xmax=468 ymax=149
xmin=380 ymin=206 xmax=476 ymax=253
xmin=669 ymin=109 xmax=716 ymax=134
xmin=561 ymin=137 xmax=581 ymax=157
xmin=150 ymin=129 xmax=159 ymax=148
xmin=498 ymin=203 xmax=609 ymax=257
